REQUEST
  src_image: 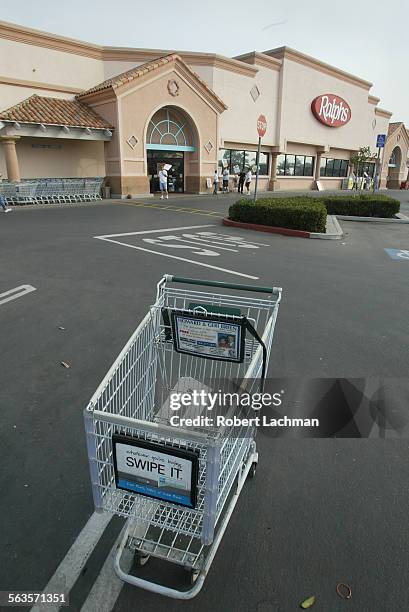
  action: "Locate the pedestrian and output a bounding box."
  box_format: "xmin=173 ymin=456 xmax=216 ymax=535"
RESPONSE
xmin=213 ymin=169 xmax=219 ymax=195
xmin=364 ymin=172 xmax=371 ymax=190
xmin=245 ymin=168 xmax=252 ymax=195
xmin=373 ymin=173 xmax=380 ymax=191
xmin=222 ymin=167 xmax=229 ymax=192
xmin=237 ymin=169 xmax=245 ymax=194
xmin=158 ymin=165 xmax=168 ymax=199
xmin=0 ymin=174 xmax=12 ymax=213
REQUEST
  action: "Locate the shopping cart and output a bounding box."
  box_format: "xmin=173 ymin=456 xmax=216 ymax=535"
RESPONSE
xmin=84 ymin=274 xmax=282 ymax=599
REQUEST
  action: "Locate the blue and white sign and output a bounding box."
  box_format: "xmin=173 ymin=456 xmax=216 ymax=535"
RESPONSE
xmin=384 ymin=248 xmax=409 ymax=261
xmin=376 ymin=134 xmax=386 ymax=148
xmin=113 ymin=435 xmax=199 ymax=508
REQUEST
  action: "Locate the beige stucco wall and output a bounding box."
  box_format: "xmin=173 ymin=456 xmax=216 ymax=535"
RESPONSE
xmin=211 ymin=65 xmax=279 ymax=148
xmin=0 ymin=84 xmax=74 ymax=112
xmin=382 ymin=126 xmax=409 ymax=188
xmin=94 ymin=62 xmax=220 ymax=195
xmin=0 ymin=38 xmax=103 ymax=92
xmin=279 ymin=58 xmax=384 ymax=153
xmin=0 ymin=137 xmax=105 ymax=178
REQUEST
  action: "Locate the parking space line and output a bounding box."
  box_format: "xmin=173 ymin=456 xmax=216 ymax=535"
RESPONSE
xmin=125 ymin=202 xmax=224 ymax=217
xmin=30 ymin=512 xmax=112 ymax=612
xmin=97 ymin=238 xmax=259 ymax=279
xmin=94 ymin=224 xmax=215 ymax=240
xmin=0 ymin=284 xmax=36 ymax=306
xmin=80 ymin=525 xmax=134 ymax=612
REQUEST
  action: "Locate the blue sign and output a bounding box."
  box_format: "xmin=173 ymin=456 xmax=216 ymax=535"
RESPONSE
xmin=385 ymin=248 xmax=409 ymax=261
xmin=376 ymin=134 xmax=386 ymax=148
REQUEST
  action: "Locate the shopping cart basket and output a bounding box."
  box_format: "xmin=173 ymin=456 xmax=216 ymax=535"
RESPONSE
xmin=84 ymin=274 xmax=282 ymax=598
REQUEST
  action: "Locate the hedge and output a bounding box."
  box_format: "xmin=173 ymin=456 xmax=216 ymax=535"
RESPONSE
xmin=320 ymin=194 xmax=400 ymax=218
xmin=228 ymin=197 xmax=327 ymax=233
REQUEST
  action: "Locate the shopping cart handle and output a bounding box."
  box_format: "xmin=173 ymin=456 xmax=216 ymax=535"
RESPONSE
xmin=164 ymin=275 xmax=281 ymax=295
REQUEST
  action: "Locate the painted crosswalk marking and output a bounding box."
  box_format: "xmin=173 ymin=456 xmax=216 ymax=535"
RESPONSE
xmin=0 ymin=284 xmax=36 ymax=306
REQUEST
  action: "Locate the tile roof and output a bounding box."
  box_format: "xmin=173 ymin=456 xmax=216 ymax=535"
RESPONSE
xmin=0 ymin=94 xmax=113 ymax=129
xmin=77 ymin=53 xmax=227 ymax=109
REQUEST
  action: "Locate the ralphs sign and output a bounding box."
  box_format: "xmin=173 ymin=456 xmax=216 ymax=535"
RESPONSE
xmin=311 ymin=94 xmax=351 ymax=127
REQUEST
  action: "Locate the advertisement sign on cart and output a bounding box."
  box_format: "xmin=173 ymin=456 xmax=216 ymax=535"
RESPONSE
xmin=113 ymin=435 xmax=199 ymax=508
xmin=171 ymin=311 xmax=245 ymax=362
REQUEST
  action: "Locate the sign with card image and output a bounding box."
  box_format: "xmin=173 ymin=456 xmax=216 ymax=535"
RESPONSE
xmin=171 ymin=311 xmax=245 ymax=362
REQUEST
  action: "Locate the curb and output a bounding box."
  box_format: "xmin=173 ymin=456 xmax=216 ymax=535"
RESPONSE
xmin=336 ymin=214 xmax=409 ymax=223
xmin=222 ymin=218 xmax=340 ymax=239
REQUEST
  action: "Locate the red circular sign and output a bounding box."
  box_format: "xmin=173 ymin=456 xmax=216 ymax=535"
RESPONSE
xmin=311 ymin=94 xmax=351 ymax=127
xmin=257 ymin=114 xmax=267 ymax=137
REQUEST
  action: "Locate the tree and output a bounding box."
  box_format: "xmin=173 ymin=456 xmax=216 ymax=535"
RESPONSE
xmin=350 ymin=146 xmax=377 ymax=190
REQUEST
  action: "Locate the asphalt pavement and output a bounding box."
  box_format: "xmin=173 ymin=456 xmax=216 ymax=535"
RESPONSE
xmin=0 ymin=193 xmax=408 ymax=611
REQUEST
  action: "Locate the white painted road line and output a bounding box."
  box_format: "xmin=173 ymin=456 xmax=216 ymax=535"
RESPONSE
xmin=94 ymin=224 xmax=215 ymax=239
xmin=30 ymin=512 xmax=112 ymax=612
xmin=0 ymin=284 xmax=36 ymax=306
xmin=96 ymin=238 xmax=259 ymax=280
xmin=80 ymin=525 xmax=134 ymax=612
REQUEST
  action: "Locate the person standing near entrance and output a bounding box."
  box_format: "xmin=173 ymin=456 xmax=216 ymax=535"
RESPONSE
xmin=159 ymin=166 xmax=168 ymax=199
xmin=237 ymin=169 xmax=245 ymax=194
xmin=222 ymin=167 xmax=229 ymax=192
xmin=213 ymin=169 xmax=219 ymax=195
xmin=245 ymin=168 xmax=252 ymax=195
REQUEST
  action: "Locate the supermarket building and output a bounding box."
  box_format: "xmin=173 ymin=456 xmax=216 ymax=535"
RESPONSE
xmin=0 ymin=20 xmax=407 ymax=197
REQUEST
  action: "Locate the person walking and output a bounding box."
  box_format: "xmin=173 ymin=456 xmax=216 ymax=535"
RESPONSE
xmin=364 ymin=172 xmax=371 ymax=190
xmin=158 ymin=166 xmax=168 ymax=199
xmin=213 ymin=170 xmax=219 ymax=195
xmin=373 ymin=173 xmax=380 ymax=191
xmin=237 ymin=169 xmax=245 ymax=194
xmin=222 ymin=167 xmax=229 ymax=193
xmin=0 ymin=174 xmax=12 ymax=212
xmin=244 ymin=168 xmax=252 ymax=195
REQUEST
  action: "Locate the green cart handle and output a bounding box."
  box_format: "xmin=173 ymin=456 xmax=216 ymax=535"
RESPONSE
xmin=164 ymin=274 xmax=281 ymax=296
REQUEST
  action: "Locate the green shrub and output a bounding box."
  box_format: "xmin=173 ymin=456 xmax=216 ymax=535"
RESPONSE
xmin=228 ymin=197 xmax=327 ymax=233
xmin=321 ymin=194 xmax=400 ymax=218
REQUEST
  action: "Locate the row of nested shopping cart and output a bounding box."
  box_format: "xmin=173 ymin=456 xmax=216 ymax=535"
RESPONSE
xmin=0 ymin=177 xmax=103 ymax=205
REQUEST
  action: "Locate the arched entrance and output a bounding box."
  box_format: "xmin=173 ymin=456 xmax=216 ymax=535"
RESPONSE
xmin=146 ymin=106 xmax=199 ymax=194
xmin=387 ymin=146 xmax=402 ymax=188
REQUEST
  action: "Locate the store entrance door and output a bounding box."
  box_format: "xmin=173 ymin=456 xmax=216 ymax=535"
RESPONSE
xmin=147 ymin=150 xmax=184 ymax=194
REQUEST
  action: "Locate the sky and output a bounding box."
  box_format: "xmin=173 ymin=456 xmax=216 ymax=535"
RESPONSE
xmin=1 ymin=0 xmax=408 ymax=124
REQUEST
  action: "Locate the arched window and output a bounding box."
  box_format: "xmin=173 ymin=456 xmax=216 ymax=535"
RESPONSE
xmin=388 ymin=146 xmax=401 ymax=168
xmin=146 ymin=107 xmax=195 ymax=152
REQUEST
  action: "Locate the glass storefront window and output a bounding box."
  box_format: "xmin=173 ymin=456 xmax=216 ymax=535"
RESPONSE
xmin=294 ymin=156 xmax=305 ymax=176
xmin=218 ymin=149 xmax=230 ymax=171
xmin=304 ymin=157 xmax=313 ymax=176
xmin=361 ymin=162 xmax=376 ymax=177
xmin=276 ymin=154 xmax=314 ymax=176
xmin=230 ymin=150 xmax=245 ymax=173
xmin=325 ymin=159 xmax=334 ymax=177
xmin=258 ymin=152 xmax=268 ymax=175
xmin=277 ymin=154 xmax=286 ymax=175
xmin=285 ymin=155 xmax=295 ymax=176
xmin=320 ymin=158 xmax=349 ymax=177
xmin=218 ymin=149 xmax=269 ymax=175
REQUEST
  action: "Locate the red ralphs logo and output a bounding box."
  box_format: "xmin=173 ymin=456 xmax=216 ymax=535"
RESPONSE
xmin=311 ymin=94 xmax=351 ymax=127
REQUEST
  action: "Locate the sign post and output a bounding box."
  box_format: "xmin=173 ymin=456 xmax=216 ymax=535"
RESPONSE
xmin=375 ymin=134 xmax=386 ymax=191
xmin=254 ymin=114 xmax=267 ymax=202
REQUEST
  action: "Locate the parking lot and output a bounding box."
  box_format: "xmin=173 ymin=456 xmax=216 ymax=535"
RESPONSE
xmin=1 ymin=192 xmax=409 ymax=611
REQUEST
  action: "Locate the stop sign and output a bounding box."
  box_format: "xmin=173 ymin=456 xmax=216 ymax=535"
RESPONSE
xmin=257 ymin=114 xmax=267 ymax=137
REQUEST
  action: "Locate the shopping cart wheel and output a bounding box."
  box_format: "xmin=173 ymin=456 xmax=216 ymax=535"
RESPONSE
xmin=248 ymin=462 xmax=258 ymax=479
xmin=134 ymin=551 xmax=150 ymax=567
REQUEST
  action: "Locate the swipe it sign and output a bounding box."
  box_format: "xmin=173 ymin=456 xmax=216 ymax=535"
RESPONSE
xmin=311 ymin=94 xmax=351 ymax=127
